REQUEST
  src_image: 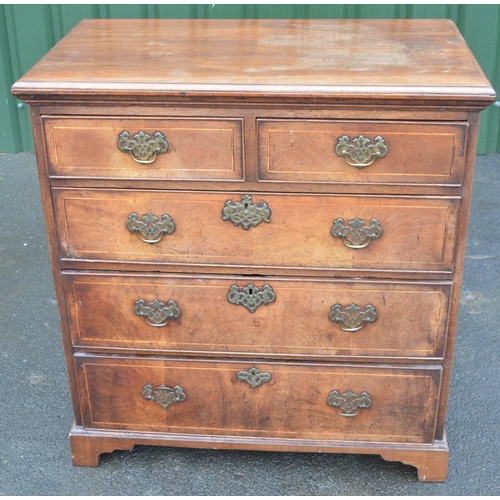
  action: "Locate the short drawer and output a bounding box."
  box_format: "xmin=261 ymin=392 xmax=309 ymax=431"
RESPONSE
xmin=76 ymin=355 xmax=441 ymax=444
xmin=65 ymin=272 xmax=451 ymax=360
xmin=53 ymin=189 xmax=459 ymax=274
xmin=43 ymin=116 xmax=243 ymax=180
xmin=258 ymin=120 xmax=467 ymax=185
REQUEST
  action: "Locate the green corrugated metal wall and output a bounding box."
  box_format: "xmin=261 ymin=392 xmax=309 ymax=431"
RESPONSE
xmin=1 ymin=4 xmax=499 ymax=153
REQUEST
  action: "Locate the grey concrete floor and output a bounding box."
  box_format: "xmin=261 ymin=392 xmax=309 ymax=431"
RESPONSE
xmin=0 ymin=152 xmax=499 ymax=495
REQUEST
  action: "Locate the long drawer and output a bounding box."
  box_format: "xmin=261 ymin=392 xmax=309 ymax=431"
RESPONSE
xmin=258 ymin=120 xmax=467 ymax=185
xmin=65 ymin=272 xmax=451 ymax=360
xmin=75 ymin=355 xmax=441 ymax=444
xmin=43 ymin=116 xmax=244 ymax=180
xmin=53 ymin=189 xmax=459 ymax=273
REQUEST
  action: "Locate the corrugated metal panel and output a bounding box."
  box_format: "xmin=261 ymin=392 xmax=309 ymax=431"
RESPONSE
xmin=1 ymin=4 xmax=499 ymax=153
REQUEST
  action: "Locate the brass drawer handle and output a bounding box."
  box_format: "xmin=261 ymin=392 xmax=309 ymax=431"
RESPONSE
xmin=117 ymin=130 xmax=169 ymax=164
xmin=134 ymin=299 xmax=181 ymax=327
xmin=227 ymin=284 xmax=276 ymax=313
xmin=330 ymin=217 xmax=382 ymax=249
xmin=329 ymin=303 xmax=378 ymax=332
xmin=236 ymin=368 xmax=272 ymax=388
xmin=126 ymin=212 xmax=175 ymax=244
xmin=334 ymin=134 xmax=388 ymax=169
xmin=142 ymin=384 xmax=186 ymax=409
xmin=326 ymin=390 xmax=372 ymax=417
xmin=222 ymin=195 xmax=271 ymax=230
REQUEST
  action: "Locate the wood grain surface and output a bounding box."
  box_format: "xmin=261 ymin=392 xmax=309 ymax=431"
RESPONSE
xmin=75 ymin=355 xmax=441 ymax=444
xmin=259 ymin=120 xmax=467 ymax=185
xmin=64 ymin=272 xmax=451 ymax=360
xmin=53 ymin=189 xmax=459 ymax=273
xmin=12 ymin=19 xmax=495 ymax=105
xmin=44 ymin=116 xmax=243 ymax=180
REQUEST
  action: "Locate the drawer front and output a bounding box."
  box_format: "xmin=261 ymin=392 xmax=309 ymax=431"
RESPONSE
xmin=44 ymin=117 xmax=243 ymax=180
xmin=258 ymin=120 xmax=467 ymax=185
xmin=76 ymin=356 xmax=441 ymax=444
xmin=65 ymin=273 xmax=450 ymax=360
xmin=53 ymin=189 xmax=459 ymax=273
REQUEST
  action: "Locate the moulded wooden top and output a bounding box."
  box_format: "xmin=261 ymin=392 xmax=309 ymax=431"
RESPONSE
xmin=12 ymin=19 xmax=495 ymax=106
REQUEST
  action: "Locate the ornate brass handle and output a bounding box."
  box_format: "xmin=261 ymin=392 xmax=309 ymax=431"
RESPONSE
xmin=134 ymin=299 xmax=181 ymax=327
xmin=222 ymin=195 xmax=271 ymax=230
xmin=142 ymin=384 xmax=186 ymax=409
xmin=334 ymin=135 xmax=388 ymax=169
xmin=126 ymin=212 xmax=175 ymax=244
xmin=329 ymin=303 xmax=378 ymax=332
xmin=236 ymin=368 xmax=272 ymax=388
xmin=227 ymin=284 xmax=276 ymax=313
xmin=330 ymin=217 xmax=383 ymax=249
xmin=326 ymin=390 xmax=372 ymax=417
xmin=117 ymin=130 xmax=169 ymax=164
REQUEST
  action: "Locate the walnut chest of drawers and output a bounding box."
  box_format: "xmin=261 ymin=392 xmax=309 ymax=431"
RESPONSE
xmin=12 ymin=19 xmax=495 ymax=481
